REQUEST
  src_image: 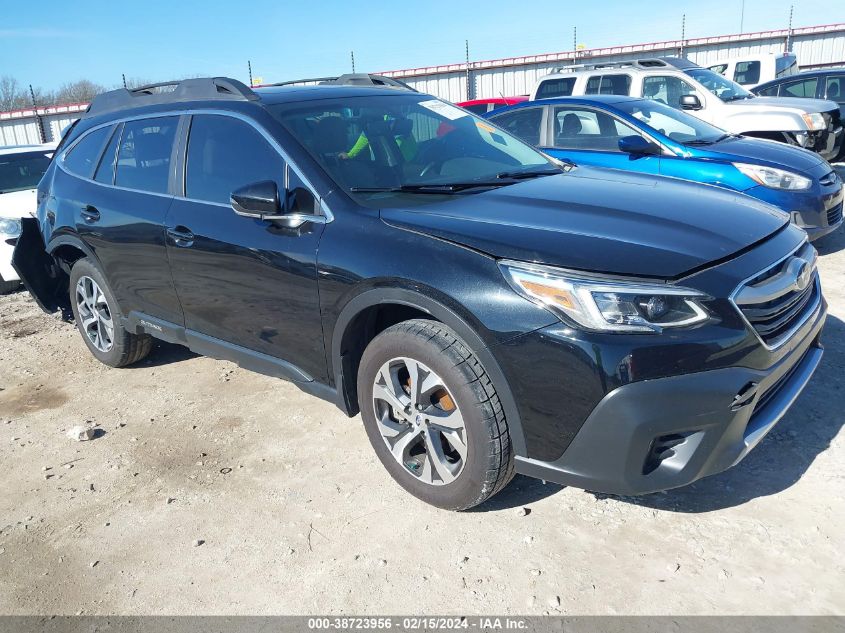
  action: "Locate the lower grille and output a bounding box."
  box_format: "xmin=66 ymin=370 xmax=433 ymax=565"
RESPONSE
xmin=733 ymin=242 xmax=820 ymax=349
xmin=828 ymin=201 xmax=843 ymax=226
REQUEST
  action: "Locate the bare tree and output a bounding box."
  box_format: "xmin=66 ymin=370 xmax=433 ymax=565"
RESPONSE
xmin=54 ymin=79 xmax=105 ymax=104
xmin=0 ymin=75 xmax=24 ymax=111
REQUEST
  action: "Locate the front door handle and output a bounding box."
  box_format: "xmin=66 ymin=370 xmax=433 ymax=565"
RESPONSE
xmin=80 ymin=205 xmax=100 ymax=223
xmin=166 ymin=226 xmax=195 ymax=247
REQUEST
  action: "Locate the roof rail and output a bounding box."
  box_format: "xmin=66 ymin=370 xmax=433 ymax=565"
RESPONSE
xmin=550 ymin=57 xmax=677 ymax=73
xmin=85 ymin=77 xmax=258 ymax=118
xmin=265 ymin=73 xmax=417 ymax=91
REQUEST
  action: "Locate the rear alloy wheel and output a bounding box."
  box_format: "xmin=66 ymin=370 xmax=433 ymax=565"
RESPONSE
xmin=359 ymin=319 xmax=514 ymax=510
xmin=75 ymin=275 xmax=114 ymax=353
xmin=69 ymin=258 xmax=152 ymax=367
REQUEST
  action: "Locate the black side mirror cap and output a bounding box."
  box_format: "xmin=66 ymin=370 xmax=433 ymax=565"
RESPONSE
xmin=679 ymin=94 xmax=702 ymax=110
xmin=230 ymin=180 xmax=283 ymax=220
xmin=618 ymin=135 xmax=661 ymax=155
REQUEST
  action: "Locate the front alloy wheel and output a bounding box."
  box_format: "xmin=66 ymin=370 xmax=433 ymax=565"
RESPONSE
xmin=372 ymin=357 xmax=467 ymax=485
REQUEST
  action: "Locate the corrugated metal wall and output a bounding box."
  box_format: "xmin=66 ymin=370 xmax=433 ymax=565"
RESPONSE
xmin=385 ymin=23 xmax=845 ymax=102
xmin=2 ymin=23 xmax=844 ymax=145
xmin=0 ymin=105 xmax=86 ymax=147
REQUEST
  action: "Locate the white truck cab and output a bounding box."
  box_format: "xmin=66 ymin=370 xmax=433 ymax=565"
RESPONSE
xmin=530 ymin=57 xmax=842 ymax=161
xmin=0 ymin=144 xmax=55 ymax=293
xmin=707 ymin=52 xmax=799 ymax=89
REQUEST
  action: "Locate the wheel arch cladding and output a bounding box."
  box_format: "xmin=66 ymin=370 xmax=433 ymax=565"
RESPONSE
xmin=331 ymin=287 xmax=529 ymax=456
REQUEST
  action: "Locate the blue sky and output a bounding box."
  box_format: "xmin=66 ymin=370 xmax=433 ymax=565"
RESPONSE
xmin=1 ymin=0 xmax=843 ymax=90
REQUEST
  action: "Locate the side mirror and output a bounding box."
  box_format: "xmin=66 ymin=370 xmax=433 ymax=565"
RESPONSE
xmin=679 ymin=94 xmax=702 ymax=110
xmin=231 ymin=180 xmax=284 ymax=221
xmin=618 ymin=135 xmax=661 ymax=155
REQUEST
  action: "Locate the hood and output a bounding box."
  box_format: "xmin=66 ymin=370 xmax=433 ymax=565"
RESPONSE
xmin=698 ymin=135 xmax=823 ymax=172
xmin=733 ymin=96 xmax=839 ymax=115
xmin=380 ymin=167 xmax=789 ymax=279
xmin=0 ymin=188 xmax=37 ymax=219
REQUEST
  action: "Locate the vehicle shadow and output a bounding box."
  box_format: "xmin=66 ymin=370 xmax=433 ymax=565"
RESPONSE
xmin=133 ymin=340 xmax=198 ymax=368
xmin=814 ymin=220 xmax=845 ymax=255
xmin=594 ymin=314 xmax=845 ymax=513
xmin=471 ymin=475 xmax=564 ymax=512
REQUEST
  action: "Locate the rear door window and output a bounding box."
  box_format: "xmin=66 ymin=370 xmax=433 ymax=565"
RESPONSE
xmin=536 ymin=77 xmax=576 ymax=98
xmin=734 ymin=61 xmax=761 ymax=85
xmin=94 ymin=124 xmax=122 ymax=185
xmin=115 ymin=117 xmax=178 ymax=194
xmin=63 ymin=126 xmax=112 ymax=179
xmin=489 ymin=107 xmax=544 ymax=146
xmin=781 ymin=77 xmax=818 ymax=98
xmin=585 ymin=74 xmax=632 ymax=96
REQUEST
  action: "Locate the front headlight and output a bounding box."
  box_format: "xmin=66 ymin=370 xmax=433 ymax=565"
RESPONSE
xmin=733 ymin=163 xmax=812 ymax=191
xmin=500 ymin=260 xmax=710 ymax=333
xmin=0 ymin=218 xmax=22 ymax=238
xmin=801 ymin=112 xmax=826 ymax=131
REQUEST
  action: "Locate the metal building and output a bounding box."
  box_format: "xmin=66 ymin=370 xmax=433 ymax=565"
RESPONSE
xmin=2 ymin=22 xmax=845 ymax=146
xmin=380 ymin=22 xmax=845 ymax=102
xmin=0 ymin=103 xmax=87 ymax=146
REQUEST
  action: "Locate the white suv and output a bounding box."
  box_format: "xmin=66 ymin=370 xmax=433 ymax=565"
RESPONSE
xmin=0 ymin=144 xmax=54 ymax=293
xmin=530 ymin=57 xmax=842 ymax=161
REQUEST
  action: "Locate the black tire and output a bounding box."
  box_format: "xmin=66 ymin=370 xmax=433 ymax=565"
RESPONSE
xmin=0 ymin=279 xmax=20 ymax=294
xmin=358 ymin=319 xmax=514 ymax=510
xmin=69 ymin=258 xmax=152 ymax=367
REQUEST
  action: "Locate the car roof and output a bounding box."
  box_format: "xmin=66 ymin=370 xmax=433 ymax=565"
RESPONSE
xmin=491 ymin=95 xmax=640 ymax=111
xmin=0 ymin=143 xmax=56 ymax=156
xmin=754 ymin=67 xmax=845 ymax=90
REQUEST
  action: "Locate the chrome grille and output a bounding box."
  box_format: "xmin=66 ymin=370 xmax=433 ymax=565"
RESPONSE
xmin=828 ymin=201 xmax=843 ymax=226
xmin=732 ymin=242 xmax=820 ymax=349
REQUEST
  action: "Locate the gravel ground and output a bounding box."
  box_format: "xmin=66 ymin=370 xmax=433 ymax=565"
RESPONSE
xmin=0 ymin=221 xmax=844 ymax=616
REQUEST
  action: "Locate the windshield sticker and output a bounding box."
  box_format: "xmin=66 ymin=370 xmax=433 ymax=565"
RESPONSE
xmin=475 ymin=121 xmax=496 ymax=132
xmin=419 ymin=99 xmax=468 ymax=121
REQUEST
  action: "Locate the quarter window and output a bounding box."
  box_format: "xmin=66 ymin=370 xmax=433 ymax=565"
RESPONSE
xmin=186 ymin=115 xmax=285 ymax=205
xmin=585 ymin=74 xmax=632 ymax=96
xmin=781 ymin=77 xmax=818 ymax=98
xmin=734 ymin=61 xmax=761 ymax=85
xmin=63 ymin=126 xmax=111 ymax=179
xmin=537 ymin=77 xmax=576 ymax=98
xmin=115 ymin=117 xmax=178 ymax=194
xmin=490 ymin=108 xmax=544 ymax=146
xmin=642 ymin=76 xmax=697 ymax=110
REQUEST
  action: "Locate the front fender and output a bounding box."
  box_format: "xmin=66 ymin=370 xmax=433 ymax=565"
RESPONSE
xmin=331 ymin=286 xmax=532 ymax=456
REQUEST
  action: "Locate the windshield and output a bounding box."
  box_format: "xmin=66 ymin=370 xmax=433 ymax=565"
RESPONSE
xmin=684 ymin=69 xmax=754 ymax=102
xmin=615 ymin=99 xmax=730 ymax=144
xmin=269 ymin=94 xmax=555 ymax=203
xmin=0 ymin=151 xmax=52 ymax=194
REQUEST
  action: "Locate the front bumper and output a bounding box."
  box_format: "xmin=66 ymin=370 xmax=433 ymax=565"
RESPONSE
xmin=0 ymin=237 xmax=19 ymax=283
xmin=514 ymin=291 xmax=826 ymax=496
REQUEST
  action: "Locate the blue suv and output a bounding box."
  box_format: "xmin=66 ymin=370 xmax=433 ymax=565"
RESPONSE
xmin=487 ymin=95 xmax=843 ymax=240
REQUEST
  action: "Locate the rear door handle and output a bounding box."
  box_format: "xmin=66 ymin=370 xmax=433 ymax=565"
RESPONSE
xmin=166 ymin=226 xmax=195 ymax=247
xmin=80 ymin=205 xmax=100 ymax=223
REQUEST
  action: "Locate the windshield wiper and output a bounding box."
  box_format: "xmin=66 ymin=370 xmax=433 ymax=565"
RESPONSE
xmin=350 ymin=182 xmax=510 ymax=194
xmin=723 ymin=94 xmax=753 ymax=102
xmin=684 ymin=133 xmax=733 ymax=146
xmin=495 ymin=167 xmax=564 ymax=180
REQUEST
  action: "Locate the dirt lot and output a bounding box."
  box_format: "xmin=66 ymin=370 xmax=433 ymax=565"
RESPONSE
xmin=1 ymin=225 xmax=844 ymax=616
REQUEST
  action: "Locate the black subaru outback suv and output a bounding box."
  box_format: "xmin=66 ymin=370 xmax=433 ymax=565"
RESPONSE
xmin=14 ymin=76 xmax=826 ymax=510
